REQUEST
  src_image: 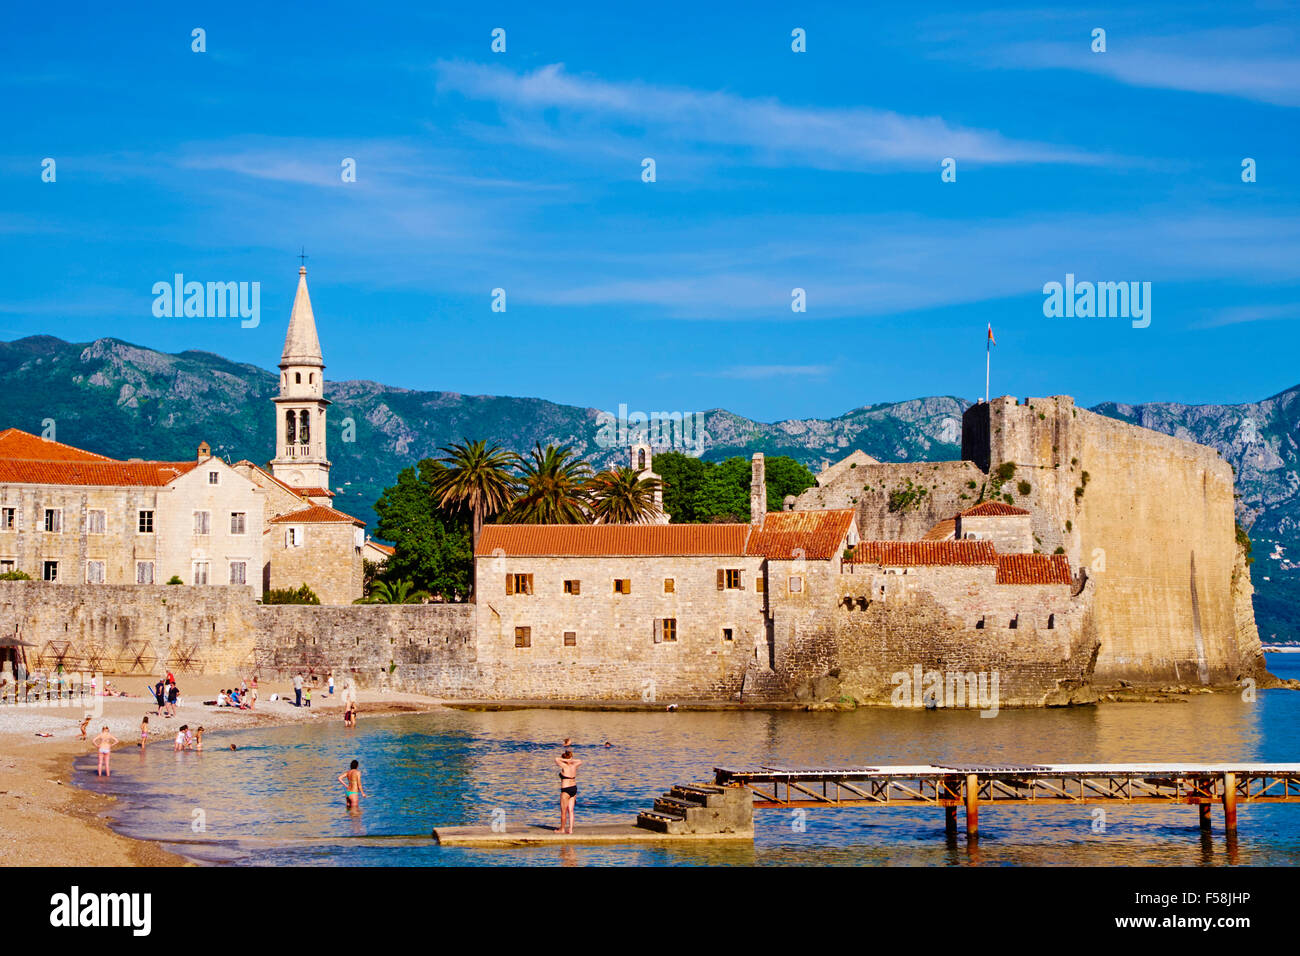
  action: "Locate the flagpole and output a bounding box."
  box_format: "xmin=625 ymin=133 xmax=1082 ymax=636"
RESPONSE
xmin=985 ymin=337 xmax=990 ymax=403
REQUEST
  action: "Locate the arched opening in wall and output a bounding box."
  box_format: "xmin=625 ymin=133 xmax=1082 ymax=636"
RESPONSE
xmin=638 ymin=449 xmax=646 ymax=470
xmin=1047 ymin=614 xmax=1055 ymax=629
xmin=295 ymin=372 xmax=301 ymax=384
xmin=285 ymin=410 xmax=297 ymax=445
xmin=299 ymin=410 xmax=310 ymax=444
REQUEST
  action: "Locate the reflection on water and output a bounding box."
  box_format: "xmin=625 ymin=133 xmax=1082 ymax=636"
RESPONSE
xmin=76 ymin=657 xmax=1300 ymax=866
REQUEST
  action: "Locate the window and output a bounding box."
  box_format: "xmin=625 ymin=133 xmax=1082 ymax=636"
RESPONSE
xmin=138 ymin=510 xmax=154 ymax=534
xmin=85 ymin=561 xmax=105 ymax=584
xmin=722 ymin=628 xmax=734 ymax=642
xmin=208 ymin=471 xmax=220 ymax=485
xmin=654 ymin=618 xmax=678 ymax=643
xmin=563 ymin=631 xmax=577 ymax=647
xmin=299 ymin=409 xmax=310 ymax=444
xmin=1047 ymin=613 xmax=1055 ymax=630
xmin=193 ymin=561 xmax=210 ymax=585
xmin=638 ymin=448 xmax=646 ymax=470
xmin=1 ymin=508 xmax=15 ymax=530
xmin=295 ymin=372 xmax=301 ymax=384
xmin=514 ymin=626 xmax=531 ymax=648
xmin=663 ymin=578 xmax=674 ymax=593
xmin=756 ymin=576 xmax=765 ymax=594
xmin=87 ymin=510 xmax=106 ymax=534
xmin=613 ymin=578 xmax=631 ymax=594
xmin=193 ymin=511 xmax=211 ymax=535
xmin=974 ymin=616 xmax=985 ymax=629
xmin=43 ymin=508 xmax=62 ymax=533
xmin=286 ymin=527 xmax=302 ymax=548
xmin=0 ymin=559 xmax=13 ymax=573
xmin=1009 ymin=614 xmax=1019 ymax=630
xmin=230 ymin=512 xmax=246 ymax=535
xmin=136 ymin=561 xmax=154 ymax=585
xmin=718 ymin=568 xmax=744 ymax=590
xmin=285 ymin=409 xmax=297 ymax=445
xmin=788 ymin=575 xmax=804 ymax=593
xmin=42 ymin=560 xmax=58 ymax=582
xmin=229 ymin=561 xmax=247 ymax=585
xmin=563 ymin=579 xmax=580 ymax=595
xmin=506 ymin=573 xmax=534 ymax=595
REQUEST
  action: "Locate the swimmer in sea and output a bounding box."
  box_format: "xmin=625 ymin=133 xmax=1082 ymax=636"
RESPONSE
xmin=338 ymin=759 xmax=367 ymax=811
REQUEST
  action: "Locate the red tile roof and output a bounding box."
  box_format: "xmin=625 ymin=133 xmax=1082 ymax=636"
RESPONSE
xmin=477 ymin=523 xmax=749 ymax=557
xmin=291 ymin=486 xmax=334 ymax=498
xmin=0 ymin=457 xmax=200 ymax=487
xmin=746 ymin=509 xmax=856 ymax=560
xmin=0 ymin=428 xmax=114 ymax=462
xmin=846 ymin=540 xmax=997 ymax=566
xmin=922 ymin=518 xmax=957 ymax=541
xmin=960 ymin=501 xmax=1031 ymax=517
xmin=267 ymin=504 xmax=364 ymax=526
xmin=996 ymin=553 xmax=1073 ymax=585
xmin=365 ymin=541 xmax=395 ymax=556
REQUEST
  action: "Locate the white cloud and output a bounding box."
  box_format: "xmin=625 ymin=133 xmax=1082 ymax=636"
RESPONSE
xmin=435 ymin=61 xmax=1104 ymax=169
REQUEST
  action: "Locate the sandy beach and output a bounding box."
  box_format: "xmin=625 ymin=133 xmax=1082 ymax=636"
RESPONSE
xmin=0 ymin=673 xmax=444 ymax=866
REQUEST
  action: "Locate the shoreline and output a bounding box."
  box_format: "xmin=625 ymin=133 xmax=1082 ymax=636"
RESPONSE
xmin=0 ymin=674 xmax=448 ymax=867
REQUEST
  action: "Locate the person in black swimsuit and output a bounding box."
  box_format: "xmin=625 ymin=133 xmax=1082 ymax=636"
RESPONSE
xmin=555 ymin=748 xmax=583 ymax=834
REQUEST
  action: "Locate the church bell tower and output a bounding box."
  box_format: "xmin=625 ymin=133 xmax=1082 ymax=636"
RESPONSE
xmin=269 ymin=266 xmax=331 ymax=498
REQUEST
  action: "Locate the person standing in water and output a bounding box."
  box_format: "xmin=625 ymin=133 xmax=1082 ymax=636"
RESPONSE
xmin=92 ymin=725 xmax=119 ymax=777
xmin=555 ymin=749 xmax=583 ymax=834
xmin=139 ymin=715 xmax=149 ymax=750
xmin=338 ymin=759 xmax=367 ymax=810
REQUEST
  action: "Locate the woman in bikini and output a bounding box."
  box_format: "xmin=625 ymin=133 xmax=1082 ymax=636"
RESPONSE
xmin=92 ymin=726 xmax=119 ymax=777
xmin=338 ymin=759 xmax=367 ymax=811
xmin=555 ymin=749 xmax=583 ymax=834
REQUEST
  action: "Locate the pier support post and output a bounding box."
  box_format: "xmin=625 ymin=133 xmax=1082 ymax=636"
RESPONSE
xmin=945 ymin=805 xmax=957 ymax=836
xmin=1222 ymin=772 xmax=1237 ymax=834
xmin=1199 ymin=803 xmax=1212 ymax=831
xmin=965 ymin=774 xmax=979 ymax=840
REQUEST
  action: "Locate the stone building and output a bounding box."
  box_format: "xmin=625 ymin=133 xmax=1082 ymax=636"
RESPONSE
xmin=0 ymin=429 xmax=266 ymax=594
xmin=0 ymin=267 xmax=367 ymax=605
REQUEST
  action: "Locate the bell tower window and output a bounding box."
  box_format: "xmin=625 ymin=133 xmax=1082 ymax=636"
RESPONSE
xmin=299 ymin=409 xmax=310 ymax=445
xmin=295 ymin=372 xmax=301 ymax=384
xmin=285 ymin=409 xmax=296 ymax=445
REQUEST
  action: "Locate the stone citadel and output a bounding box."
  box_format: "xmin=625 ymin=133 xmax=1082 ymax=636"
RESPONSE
xmin=0 ymin=270 xmax=1268 ymax=705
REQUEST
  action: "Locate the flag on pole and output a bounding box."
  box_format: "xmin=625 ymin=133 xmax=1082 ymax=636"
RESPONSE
xmin=987 ymin=323 xmax=996 ymax=346
xmin=985 ymin=324 xmax=994 ymax=402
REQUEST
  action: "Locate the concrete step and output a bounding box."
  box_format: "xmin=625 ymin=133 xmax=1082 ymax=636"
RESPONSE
xmin=671 ymin=784 xmax=727 ymax=807
xmin=636 ymin=810 xmax=687 ymax=834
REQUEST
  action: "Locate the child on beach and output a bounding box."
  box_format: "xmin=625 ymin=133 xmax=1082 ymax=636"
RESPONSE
xmin=304 ymin=685 xmax=312 ymax=708
xmin=194 ymin=726 xmax=204 ymax=751
xmin=338 ymin=759 xmax=367 ymax=810
xmin=174 ymin=724 xmax=188 ymax=751
xmin=139 ymin=716 xmax=149 ymax=749
xmin=92 ymin=726 xmax=119 ymax=776
xmin=78 ymin=715 xmax=91 ymax=740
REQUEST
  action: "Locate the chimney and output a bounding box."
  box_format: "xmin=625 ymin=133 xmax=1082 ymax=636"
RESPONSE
xmin=750 ymin=452 xmax=766 ymax=527
xmin=197 ymin=441 xmax=211 ymax=461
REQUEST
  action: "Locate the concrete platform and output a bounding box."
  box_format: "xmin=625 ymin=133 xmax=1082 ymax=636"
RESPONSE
xmin=432 ymin=822 xmax=754 ymax=847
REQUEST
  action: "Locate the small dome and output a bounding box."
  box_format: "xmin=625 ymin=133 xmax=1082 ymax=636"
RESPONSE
xmin=783 ymin=494 xmax=796 ymax=511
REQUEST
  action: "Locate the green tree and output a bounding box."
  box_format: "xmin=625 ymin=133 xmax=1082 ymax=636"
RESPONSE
xmin=504 ymin=443 xmax=591 ymax=524
xmin=587 ymin=466 xmax=663 ymax=524
xmin=263 ymin=583 xmax=320 ymax=605
xmin=654 ymin=451 xmax=710 ymax=523
xmin=691 ymin=457 xmax=751 ymax=522
xmin=373 ymin=460 xmax=473 ymax=600
xmin=763 ymin=456 xmax=817 ymax=512
xmin=356 ymin=578 xmax=431 ymax=604
xmin=428 ymin=440 xmax=520 ymax=599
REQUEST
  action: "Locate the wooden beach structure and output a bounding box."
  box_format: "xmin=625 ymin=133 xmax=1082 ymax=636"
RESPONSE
xmin=433 ymin=762 xmax=1300 ymax=847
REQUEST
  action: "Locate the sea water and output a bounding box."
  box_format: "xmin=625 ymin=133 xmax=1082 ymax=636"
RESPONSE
xmin=75 ymin=656 xmax=1300 ymax=866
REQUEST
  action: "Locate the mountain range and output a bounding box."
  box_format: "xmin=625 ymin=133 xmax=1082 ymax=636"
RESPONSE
xmin=2 ymin=334 xmax=1297 ymax=640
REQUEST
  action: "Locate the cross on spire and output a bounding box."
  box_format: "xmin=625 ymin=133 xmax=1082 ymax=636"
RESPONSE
xmin=298 ymin=247 xmax=309 ymax=268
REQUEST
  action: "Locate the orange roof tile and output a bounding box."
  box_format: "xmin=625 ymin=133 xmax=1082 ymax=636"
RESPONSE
xmin=746 ymin=509 xmax=856 ymax=560
xmin=291 ymin=486 xmax=334 ymax=498
xmin=366 ymin=541 xmax=395 ymax=556
xmin=477 ymin=524 xmax=749 ymax=557
xmin=996 ymin=553 xmax=1073 ymax=585
xmin=0 ymin=428 xmax=115 ymax=462
xmin=0 ymin=457 xmax=200 ymax=487
xmin=960 ymin=501 xmax=1031 ymax=517
xmin=922 ymin=518 xmax=957 ymax=542
xmin=268 ymin=504 xmax=364 ymax=526
xmin=846 ymin=540 xmax=997 ymax=566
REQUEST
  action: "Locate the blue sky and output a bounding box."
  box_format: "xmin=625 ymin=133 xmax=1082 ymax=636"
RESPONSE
xmin=2 ymin=1 xmax=1298 ymax=422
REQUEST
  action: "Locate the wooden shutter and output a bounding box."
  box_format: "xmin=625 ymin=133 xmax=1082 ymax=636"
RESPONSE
xmin=739 ymin=570 xmax=745 ymax=590
xmin=571 ymin=580 xmax=580 ymax=595
xmin=525 ymin=574 xmax=534 ymax=595
xmin=505 ymin=574 xmax=515 ymax=595
xmin=621 ymin=579 xmax=631 ymax=594
xmin=717 ymin=569 xmax=725 ymax=590
xmin=653 ymin=619 xmax=663 ymax=644
xmin=756 ymin=576 xmax=765 ymax=594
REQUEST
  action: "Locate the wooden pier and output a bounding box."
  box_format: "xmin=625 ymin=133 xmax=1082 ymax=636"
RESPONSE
xmin=714 ymin=763 xmax=1300 ymax=838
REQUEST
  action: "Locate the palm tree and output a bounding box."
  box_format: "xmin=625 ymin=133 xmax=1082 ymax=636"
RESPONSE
xmin=356 ymin=578 xmax=430 ymax=604
xmin=429 ymin=440 xmax=520 ymax=598
xmin=586 ymin=466 xmax=663 ymax=524
xmin=505 ymin=443 xmax=592 ymax=524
